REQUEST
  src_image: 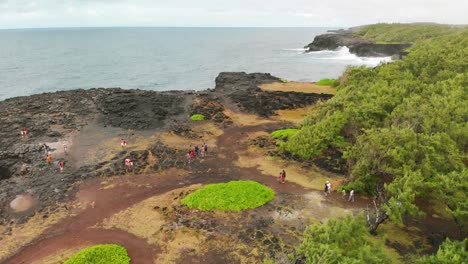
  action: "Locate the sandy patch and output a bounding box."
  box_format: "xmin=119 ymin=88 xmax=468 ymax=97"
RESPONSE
xmin=223 ymin=108 xmax=274 ymax=126
xmin=155 ymin=229 xmax=206 ymax=264
xmin=30 ymin=246 xmax=85 ymax=264
xmin=259 ymin=82 xmax=336 ymax=95
xmin=99 ymin=185 xmax=202 ymax=246
xmin=273 ymin=106 xmax=315 ymax=125
xmin=10 ymin=194 xmax=36 ymax=212
xmin=0 ymin=207 xmax=69 ymax=261
xmin=235 ymin=146 xmax=344 ymax=190
xmin=159 ymin=123 xmax=223 ymax=150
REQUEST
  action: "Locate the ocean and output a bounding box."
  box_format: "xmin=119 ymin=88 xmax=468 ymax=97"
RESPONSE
xmin=0 ymin=27 xmax=391 ymax=101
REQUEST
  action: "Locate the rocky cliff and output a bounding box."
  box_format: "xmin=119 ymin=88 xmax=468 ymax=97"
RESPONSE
xmin=305 ymin=29 xmax=411 ymax=58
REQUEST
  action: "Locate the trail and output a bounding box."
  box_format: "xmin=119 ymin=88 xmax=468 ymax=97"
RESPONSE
xmin=4 ymin=120 xmax=361 ymax=263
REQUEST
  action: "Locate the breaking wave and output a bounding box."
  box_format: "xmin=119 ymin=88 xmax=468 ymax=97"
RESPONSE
xmin=306 ymin=46 xmax=392 ymax=67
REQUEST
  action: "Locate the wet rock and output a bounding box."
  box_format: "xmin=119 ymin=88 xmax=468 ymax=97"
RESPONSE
xmin=304 ymin=29 xmax=411 ymax=58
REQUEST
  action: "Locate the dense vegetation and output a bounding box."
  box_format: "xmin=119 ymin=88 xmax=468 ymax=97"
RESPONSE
xmin=355 ymin=23 xmax=463 ymax=43
xmin=190 ymin=114 xmax=206 ymax=121
xmin=296 ymin=215 xmax=391 ymax=263
xmin=271 ymin=128 xmax=298 ymax=140
xmin=64 ymin=244 xmax=130 ymax=264
xmin=315 ymin=78 xmax=338 ymax=86
xmin=181 ymin=180 xmax=275 ymax=211
xmin=284 ymin=25 xmax=467 ymax=258
xmin=415 ymin=238 xmax=468 ymax=264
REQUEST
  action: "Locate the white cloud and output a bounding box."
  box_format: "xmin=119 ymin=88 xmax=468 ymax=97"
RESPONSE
xmin=0 ymin=0 xmax=467 ymax=28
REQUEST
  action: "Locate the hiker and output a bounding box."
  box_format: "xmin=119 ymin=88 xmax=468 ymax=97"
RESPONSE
xmin=42 ymin=143 xmax=50 ymax=155
xmin=194 ymin=145 xmax=199 ymax=156
xmin=46 ymin=154 xmax=52 ymax=165
xmin=63 ymin=144 xmax=68 ymax=155
xmin=277 ymin=170 xmax=286 ymax=183
xmin=204 ymin=143 xmax=208 ymax=154
xmin=349 ymin=189 xmax=355 ymax=202
xmin=120 ymin=138 xmax=127 ymax=148
xmin=186 ymin=151 xmax=192 ymax=164
xmin=342 ymin=189 xmax=347 ymax=200
xmin=58 ymin=160 xmax=65 ymax=173
xmin=20 ymin=163 xmax=29 ymax=175
xmin=39 ymin=162 xmax=44 ymax=173
xmin=324 ymin=181 xmax=331 ymax=196
xmin=189 ymin=150 xmax=195 ymax=161
xmin=125 ymin=158 xmax=132 ymax=169
xmin=200 ymin=148 xmax=206 ymax=158
xmin=21 ymin=127 xmax=28 ymax=138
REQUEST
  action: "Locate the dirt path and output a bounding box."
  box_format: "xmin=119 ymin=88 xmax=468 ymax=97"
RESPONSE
xmin=4 ymin=118 xmax=362 ymax=263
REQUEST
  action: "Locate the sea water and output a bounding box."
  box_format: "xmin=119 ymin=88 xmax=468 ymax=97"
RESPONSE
xmin=0 ymin=27 xmax=391 ymax=101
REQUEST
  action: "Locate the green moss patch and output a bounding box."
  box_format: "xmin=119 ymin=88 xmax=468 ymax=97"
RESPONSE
xmin=190 ymin=114 xmax=206 ymax=121
xmin=181 ymin=180 xmax=275 ymax=211
xmin=271 ymin=128 xmax=298 ymax=140
xmin=315 ymin=78 xmax=337 ymax=86
xmin=64 ymin=244 xmax=130 ymax=264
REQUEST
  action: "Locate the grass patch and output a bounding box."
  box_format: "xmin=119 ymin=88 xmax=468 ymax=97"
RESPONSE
xmin=315 ymin=78 xmax=337 ymax=86
xmin=190 ymin=114 xmax=205 ymax=121
xmin=64 ymin=244 xmax=130 ymax=264
xmin=279 ymin=78 xmax=289 ymax=83
xmin=181 ymin=180 xmax=275 ymax=211
xmin=271 ymin=128 xmax=298 ymax=140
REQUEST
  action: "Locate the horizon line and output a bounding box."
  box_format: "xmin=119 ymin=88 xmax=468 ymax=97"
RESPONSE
xmin=0 ymin=25 xmax=345 ymax=31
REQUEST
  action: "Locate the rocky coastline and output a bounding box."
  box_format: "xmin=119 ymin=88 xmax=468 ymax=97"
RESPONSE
xmin=0 ymin=72 xmax=333 ymax=224
xmin=304 ymin=28 xmax=411 ymax=58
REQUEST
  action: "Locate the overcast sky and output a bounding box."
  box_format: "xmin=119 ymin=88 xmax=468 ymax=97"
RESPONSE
xmin=0 ymin=0 xmax=466 ymax=29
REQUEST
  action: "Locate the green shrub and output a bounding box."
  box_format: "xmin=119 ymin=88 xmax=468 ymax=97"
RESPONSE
xmin=297 ymin=215 xmax=391 ymax=263
xmin=271 ymin=128 xmax=298 ymax=140
xmin=279 ymin=78 xmax=289 ymax=83
xmin=181 ymin=180 xmax=275 ymax=211
xmin=64 ymin=244 xmax=130 ymax=264
xmin=315 ymin=78 xmax=337 ymax=86
xmin=190 ymin=114 xmax=206 ymax=121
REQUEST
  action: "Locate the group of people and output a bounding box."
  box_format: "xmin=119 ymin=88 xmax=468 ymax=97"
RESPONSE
xmin=342 ymin=189 xmax=355 ymax=202
xmin=186 ymin=143 xmax=208 ymax=163
xmin=277 ymin=170 xmax=286 ymax=183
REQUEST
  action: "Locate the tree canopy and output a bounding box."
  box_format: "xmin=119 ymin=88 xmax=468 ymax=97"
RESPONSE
xmin=283 ymin=29 xmax=468 ymax=230
xmin=297 ymin=215 xmax=391 ymax=264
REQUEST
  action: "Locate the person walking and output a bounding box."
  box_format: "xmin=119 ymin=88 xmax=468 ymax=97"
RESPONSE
xmin=204 ymin=143 xmax=208 ymax=155
xmin=326 ymin=181 xmax=332 ymax=195
xmin=21 ymin=128 xmax=28 ymax=138
xmin=58 ymin=160 xmax=65 ymax=173
xmin=342 ymin=189 xmax=347 ymax=200
xmin=349 ymin=189 xmax=355 ymax=202
xmin=194 ymin=145 xmax=199 ymax=156
xmin=125 ymin=158 xmax=132 ymax=169
xmin=120 ymin=138 xmax=127 ymax=148
xmin=46 ymin=154 xmax=52 ymax=165
xmin=38 ymin=162 xmax=44 ymax=173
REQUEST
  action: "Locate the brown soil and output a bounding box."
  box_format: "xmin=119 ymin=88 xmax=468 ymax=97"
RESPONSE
xmin=3 ymin=106 xmax=359 ymax=263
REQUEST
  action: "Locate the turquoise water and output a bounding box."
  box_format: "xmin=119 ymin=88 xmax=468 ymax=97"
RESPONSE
xmin=0 ymin=27 xmax=390 ymax=100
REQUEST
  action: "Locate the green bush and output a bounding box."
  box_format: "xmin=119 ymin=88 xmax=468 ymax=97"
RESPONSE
xmin=271 ymin=128 xmax=298 ymax=140
xmin=64 ymin=244 xmax=130 ymax=264
xmin=315 ymin=78 xmax=337 ymax=86
xmin=190 ymin=114 xmax=206 ymax=121
xmin=181 ymin=180 xmax=275 ymax=211
xmin=297 ymin=215 xmax=391 ymax=264
xmin=279 ymin=78 xmax=289 ymax=83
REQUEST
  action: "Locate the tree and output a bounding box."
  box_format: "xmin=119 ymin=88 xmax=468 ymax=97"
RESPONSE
xmin=415 ymin=238 xmax=468 ymax=264
xmin=296 ymin=215 xmax=391 ymax=264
